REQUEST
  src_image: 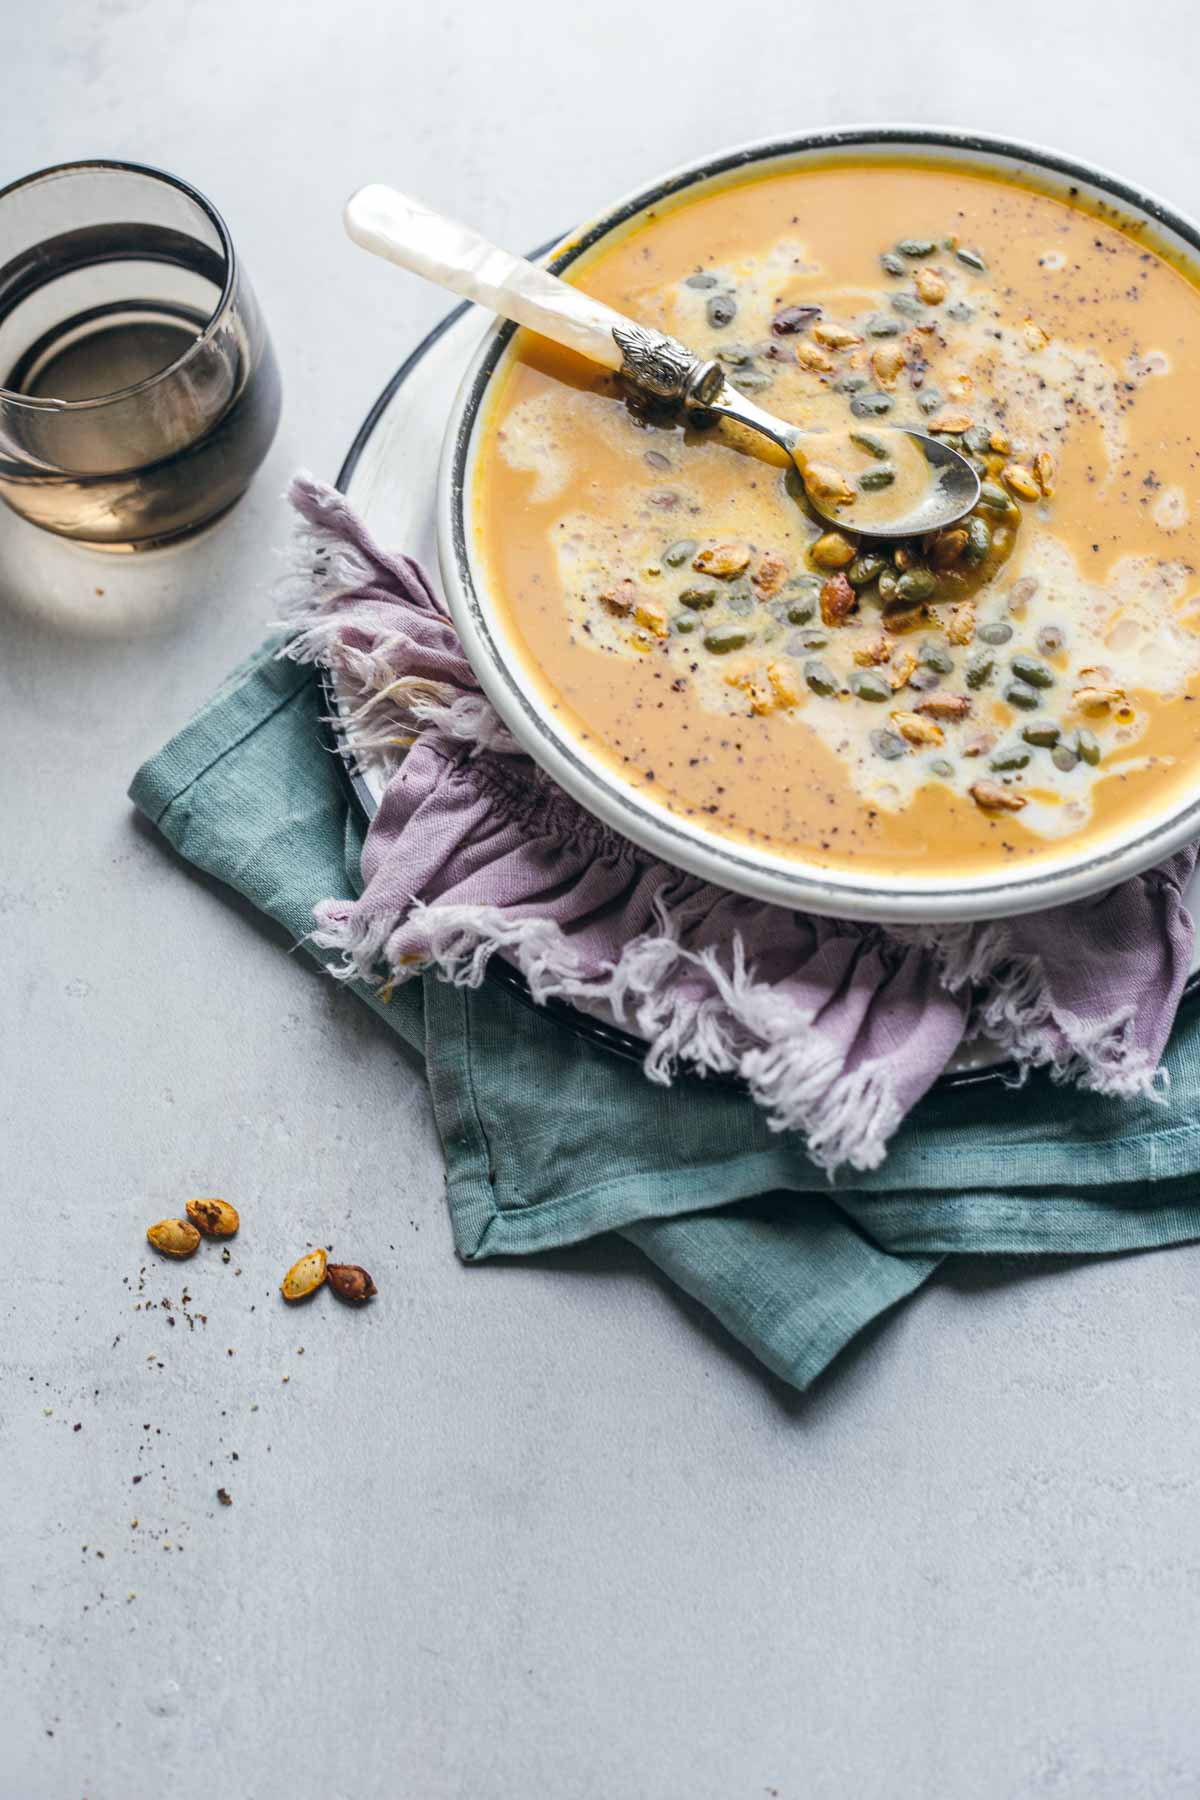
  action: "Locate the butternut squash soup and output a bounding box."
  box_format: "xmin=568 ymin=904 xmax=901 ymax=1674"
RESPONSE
xmin=474 ymin=161 xmax=1200 ymax=878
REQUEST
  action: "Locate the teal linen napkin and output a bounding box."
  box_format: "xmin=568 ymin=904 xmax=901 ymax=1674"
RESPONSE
xmin=130 ymin=649 xmax=1200 ymax=1390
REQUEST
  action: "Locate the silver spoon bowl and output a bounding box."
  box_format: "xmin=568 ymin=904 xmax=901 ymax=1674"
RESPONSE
xmin=613 ymin=322 xmax=981 ymax=537
xmin=345 ymin=186 xmax=981 ymax=540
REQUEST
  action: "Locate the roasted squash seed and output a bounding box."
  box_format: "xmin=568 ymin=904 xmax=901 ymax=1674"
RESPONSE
xmin=147 ymin=1219 xmax=201 ymax=1260
xmin=281 ymin=1249 xmax=328 ymax=1302
xmin=186 ymin=1197 xmax=240 ymax=1238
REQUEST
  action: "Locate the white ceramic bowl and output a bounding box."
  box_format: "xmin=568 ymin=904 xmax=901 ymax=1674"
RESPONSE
xmin=438 ymin=127 xmax=1200 ymax=923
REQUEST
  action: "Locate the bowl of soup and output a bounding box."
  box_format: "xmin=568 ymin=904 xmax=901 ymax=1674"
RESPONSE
xmin=438 ymin=129 xmax=1200 ymax=921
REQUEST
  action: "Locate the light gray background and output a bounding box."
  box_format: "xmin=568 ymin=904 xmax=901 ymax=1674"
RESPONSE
xmin=4 ymin=3 xmax=1200 ymax=1796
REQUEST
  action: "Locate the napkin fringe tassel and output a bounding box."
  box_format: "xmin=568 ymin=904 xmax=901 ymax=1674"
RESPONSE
xmin=311 ymin=895 xmax=902 ymax=1174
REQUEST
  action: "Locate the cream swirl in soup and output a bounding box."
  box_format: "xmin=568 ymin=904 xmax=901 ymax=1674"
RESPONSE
xmin=475 ymin=161 xmax=1200 ymax=878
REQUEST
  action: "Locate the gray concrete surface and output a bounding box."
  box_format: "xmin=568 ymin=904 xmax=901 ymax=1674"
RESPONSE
xmin=4 ymin=3 xmax=1200 ymax=1795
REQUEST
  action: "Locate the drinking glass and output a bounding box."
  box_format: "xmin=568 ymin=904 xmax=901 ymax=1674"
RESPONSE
xmin=0 ymin=160 xmax=281 ymax=551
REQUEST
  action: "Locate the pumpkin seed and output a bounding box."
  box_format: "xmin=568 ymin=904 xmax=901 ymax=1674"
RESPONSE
xmin=858 ymin=467 xmax=896 ymax=493
xmin=672 ymin=616 xmax=697 ymax=635
xmin=717 ymin=342 xmax=755 ymax=365
xmin=916 ymin=638 xmax=952 ymax=672
xmin=788 ymin=629 xmax=828 ymax=652
xmin=965 ymin=651 xmax=995 ymax=690
xmin=908 ymin=666 xmax=942 ymax=693
xmin=684 ymin=272 xmax=718 ymax=289
xmin=870 ymin=728 xmax=907 ymax=760
xmin=679 ymin=585 xmax=718 ymax=610
xmin=326 ymin=1263 xmax=377 ymax=1303
xmin=810 ymin=532 xmax=856 ymax=569
xmin=186 ymin=1198 xmax=240 ymax=1238
xmin=1052 ymin=744 xmax=1079 ymax=771
xmin=898 ymin=569 xmax=937 ymax=604
xmin=1036 ymin=625 xmax=1066 ymax=655
xmin=889 ymin=292 xmax=924 ymax=318
xmin=990 ymin=745 xmax=1031 ymax=771
xmin=850 ymin=431 xmax=889 ymax=460
xmin=281 ymin=1249 xmax=328 ymax=1302
xmin=1022 ymin=720 xmax=1061 ymax=747
xmin=1075 ymin=728 xmax=1102 ymax=766
xmin=963 ymin=425 xmax=992 ymax=454
xmin=977 ymin=621 xmax=1012 ymax=646
xmin=850 ymin=390 xmax=893 ymax=418
xmin=946 ymin=301 xmax=974 ymax=323
xmin=804 ymin=659 xmax=839 ymax=696
xmin=848 ymin=554 xmax=885 ymax=588
xmin=1004 ymin=680 xmax=1041 ymax=710
xmin=786 ymin=601 xmax=815 ymax=624
xmin=835 ymin=372 xmax=871 ymax=393
xmin=917 ymin=388 xmax=945 ymax=414
xmin=880 ymin=251 xmax=907 ymax=277
xmin=663 ymin=539 xmax=697 ymax=568
xmin=850 ymin=670 xmax=892 ymax=702
xmin=978 ymin=482 xmax=1016 ymax=514
xmin=964 ymin=517 xmax=993 ymax=564
xmin=955 ymin=247 xmax=987 ymax=272
xmin=898 ymin=238 xmax=936 ymax=258
xmin=732 ymin=369 xmax=773 ymax=394
xmin=727 ymin=592 xmax=755 ymax=616
xmin=147 ymin=1218 xmax=201 ymax=1260
xmin=1011 ymin=655 xmax=1055 ymax=689
xmin=706 ymin=293 xmax=737 ymax=328
xmin=865 ymin=313 xmax=902 ymax=337
xmin=929 ymin=758 xmax=955 ymax=778
xmin=771 ymin=304 xmax=822 ymax=335
xmin=703 ymin=626 xmax=751 ymax=654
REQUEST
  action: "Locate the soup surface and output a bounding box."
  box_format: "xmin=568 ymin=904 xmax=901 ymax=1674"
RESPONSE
xmin=474 ymin=160 xmax=1200 ymax=878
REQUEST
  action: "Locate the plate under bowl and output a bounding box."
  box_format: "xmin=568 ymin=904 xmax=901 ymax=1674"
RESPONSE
xmin=437 ymin=126 xmax=1200 ymax=924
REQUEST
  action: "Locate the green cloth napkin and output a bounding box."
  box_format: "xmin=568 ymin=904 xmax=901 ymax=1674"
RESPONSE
xmin=130 ymin=649 xmax=1200 ymax=1390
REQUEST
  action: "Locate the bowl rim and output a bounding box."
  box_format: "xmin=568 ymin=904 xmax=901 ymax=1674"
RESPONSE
xmin=437 ymin=124 xmax=1200 ymax=923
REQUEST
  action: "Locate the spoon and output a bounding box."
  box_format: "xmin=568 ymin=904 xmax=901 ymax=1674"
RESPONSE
xmin=344 ymin=185 xmax=981 ymax=539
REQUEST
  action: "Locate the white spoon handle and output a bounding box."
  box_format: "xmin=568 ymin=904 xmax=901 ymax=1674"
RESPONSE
xmin=344 ymin=184 xmax=631 ymax=370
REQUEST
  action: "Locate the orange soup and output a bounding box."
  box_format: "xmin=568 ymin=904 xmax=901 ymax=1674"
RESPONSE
xmin=474 ymin=160 xmax=1200 ymax=877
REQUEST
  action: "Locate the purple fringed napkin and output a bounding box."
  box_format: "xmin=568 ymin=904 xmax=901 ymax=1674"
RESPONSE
xmin=280 ymin=473 xmax=1196 ymax=1173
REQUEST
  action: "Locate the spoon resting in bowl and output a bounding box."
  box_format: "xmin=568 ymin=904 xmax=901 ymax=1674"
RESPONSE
xmin=343 ymin=184 xmax=981 ymax=539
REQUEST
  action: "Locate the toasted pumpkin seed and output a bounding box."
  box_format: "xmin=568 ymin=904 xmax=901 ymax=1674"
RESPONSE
xmin=1004 ymin=680 xmax=1041 ymax=710
xmin=978 ymin=482 xmax=1016 ymax=514
xmin=977 ymin=621 xmax=1013 ymax=645
xmin=965 ymin=651 xmax=995 ymax=690
xmin=1052 ymin=744 xmax=1079 ymax=772
xmin=850 ymin=431 xmax=889 ymax=460
xmin=1011 ymin=655 xmax=1055 ymax=689
xmin=848 ymin=554 xmax=885 ymax=588
xmin=870 ymin=728 xmax=907 ymax=760
xmin=898 ymin=238 xmax=936 ymax=258
xmin=990 ymin=745 xmax=1032 ymax=771
xmin=1075 ymin=728 xmax=1102 ymax=766
xmin=880 ymin=251 xmax=906 ymax=276
xmin=955 ymin=247 xmax=987 ymax=272
xmin=703 ymin=626 xmax=751 ymax=655
xmin=850 ymin=390 xmax=893 ymax=417
xmin=850 ymin=670 xmax=892 ymax=702
xmin=803 ymin=659 xmax=839 ymax=696
xmin=970 ymin=780 xmax=1027 ymax=812
xmin=858 ymin=467 xmax=896 ymax=492
xmin=1021 ymin=720 xmax=1061 ymax=748
xmin=898 ymin=569 xmax=937 ymax=603
xmin=706 ymin=293 xmax=737 ymax=328
xmin=684 ymin=272 xmax=718 ymax=289
xmin=865 ymin=313 xmax=902 ymax=337
xmin=147 ymin=1218 xmax=201 ymax=1260
xmin=810 ymin=532 xmax=856 ymax=569
xmin=679 ymin=586 xmax=717 ymax=610
xmin=663 ymin=538 xmax=697 ymax=568
xmin=281 ymin=1249 xmax=328 ymax=1302
xmin=186 ymin=1198 xmax=239 ymax=1238
xmin=918 ymin=638 xmax=954 ymax=673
